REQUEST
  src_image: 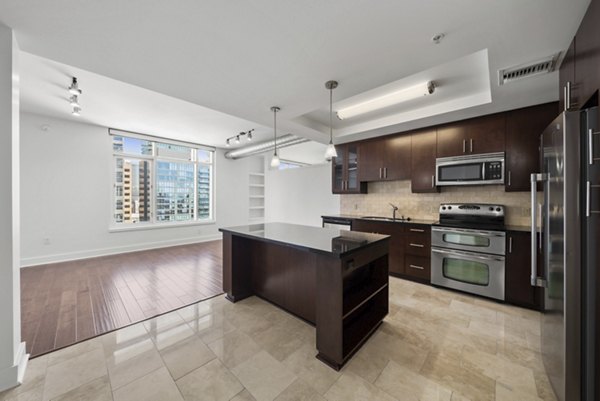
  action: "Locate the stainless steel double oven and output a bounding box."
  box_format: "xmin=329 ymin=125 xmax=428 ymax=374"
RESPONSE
xmin=430 ymin=204 xmax=506 ymax=301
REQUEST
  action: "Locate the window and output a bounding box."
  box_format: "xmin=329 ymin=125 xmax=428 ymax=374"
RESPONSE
xmin=111 ymin=131 xmax=214 ymax=227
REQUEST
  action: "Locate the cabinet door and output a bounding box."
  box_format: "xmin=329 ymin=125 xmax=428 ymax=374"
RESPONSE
xmin=383 ymin=134 xmax=411 ymax=180
xmin=467 ymin=113 xmax=505 ymax=154
xmin=436 ymin=123 xmax=468 ymax=158
xmin=331 ymin=145 xmax=346 ymax=194
xmin=346 ymin=143 xmax=360 ymax=192
xmin=411 ymin=129 xmax=439 ymax=193
xmin=574 ymin=0 xmax=600 ymax=108
xmin=505 ymin=231 xmax=542 ymax=310
xmin=359 ymin=139 xmax=385 ymax=181
xmin=505 ymin=103 xmax=558 ymax=192
xmin=352 ymin=220 xmax=404 ymax=275
xmin=559 ymin=38 xmax=576 ymax=112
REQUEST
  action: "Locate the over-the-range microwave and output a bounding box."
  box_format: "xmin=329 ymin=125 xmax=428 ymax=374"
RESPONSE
xmin=435 ymin=152 xmax=504 ymax=186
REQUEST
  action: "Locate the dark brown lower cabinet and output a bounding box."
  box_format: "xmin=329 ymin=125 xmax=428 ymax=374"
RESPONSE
xmin=351 ymin=221 xmax=431 ymax=283
xmin=351 ymin=220 xmax=405 ymax=275
xmin=505 ymin=230 xmax=543 ymax=310
xmin=403 ymin=225 xmax=431 ymax=283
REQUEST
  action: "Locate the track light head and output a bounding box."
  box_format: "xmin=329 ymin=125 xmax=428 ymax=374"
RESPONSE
xmin=72 ymin=106 xmax=81 ymax=116
xmin=68 ymin=77 xmax=82 ymax=95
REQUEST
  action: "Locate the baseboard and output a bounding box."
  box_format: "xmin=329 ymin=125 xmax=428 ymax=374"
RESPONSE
xmin=20 ymin=233 xmax=223 ymax=267
xmin=0 ymin=342 xmax=29 ymax=392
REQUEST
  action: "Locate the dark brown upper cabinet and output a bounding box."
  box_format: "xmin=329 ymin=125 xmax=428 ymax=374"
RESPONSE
xmin=331 ymin=144 xmax=367 ymax=194
xmin=410 ymin=129 xmax=439 ymax=193
xmin=359 ymin=135 xmax=410 ymax=182
xmin=576 ymin=0 xmax=600 ymax=109
xmin=466 ymin=114 xmax=506 ymax=155
xmin=559 ymin=38 xmax=577 ymax=112
xmin=436 ymin=122 xmax=468 ymax=158
xmin=437 ymin=114 xmax=505 ymax=158
xmin=505 ymin=102 xmax=558 ymax=192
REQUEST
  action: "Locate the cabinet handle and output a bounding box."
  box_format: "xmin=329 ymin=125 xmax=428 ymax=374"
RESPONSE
xmin=379 ymin=167 xmax=382 ymax=179
xmin=587 ymin=181 xmax=591 ymax=217
xmin=507 ymin=170 xmax=511 ymax=186
xmin=589 ymin=129 xmax=594 ymax=165
xmin=508 ymin=236 xmax=512 ymax=253
xmin=409 ymin=264 xmax=424 ymax=270
xmin=564 ymin=85 xmax=568 ymax=111
xmin=462 ymin=139 xmax=466 ymax=153
xmin=409 ymin=228 xmax=425 ymax=233
xmin=409 ymin=243 xmax=425 ymax=248
xmin=470 ymin=138 xmax=473 ymax=153
xmin=384 ymin=167 xmax=387 ymax=178
xmin=566 ymin=81 xmax=571 ymax=110
xmin=431 ymin=175 xmax=435 ymax=188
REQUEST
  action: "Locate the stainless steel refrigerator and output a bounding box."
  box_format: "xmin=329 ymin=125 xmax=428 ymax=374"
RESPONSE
xmin=531 ymin=107 xmax=598 ymax=401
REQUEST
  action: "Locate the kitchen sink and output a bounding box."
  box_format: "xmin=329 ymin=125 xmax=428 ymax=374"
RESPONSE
xmin=360 ymin=216 xmax=411 ymax=222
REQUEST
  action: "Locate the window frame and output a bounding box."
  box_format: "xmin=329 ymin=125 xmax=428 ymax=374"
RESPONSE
xmin=108 ymin=129 xmax=216 ymax=232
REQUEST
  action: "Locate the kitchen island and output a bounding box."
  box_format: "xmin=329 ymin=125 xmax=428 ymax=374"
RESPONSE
xmin=219 ymin=222 xmax=390 ymax=370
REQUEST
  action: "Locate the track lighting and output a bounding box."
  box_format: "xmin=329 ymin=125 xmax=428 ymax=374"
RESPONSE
xmin=72 ymin=106 xmax=81 ymax=116
xmin=224 ymin=129 xmax=255 ymax=147
xmin=69 ymin=95 xmax=80 ymax=107
xmin=270 ymin=107 xmax=280 ymax=168
xmin=324 ymin=80 xmax=339 ymax=161
xmin=68 ymin=77 xmax=82 ymax=95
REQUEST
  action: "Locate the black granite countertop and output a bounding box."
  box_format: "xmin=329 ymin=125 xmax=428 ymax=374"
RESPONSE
xmin=219 ymin=222 xmax=389 ymax=257
xmin=322 ymin=214 xmax=436 ymax=226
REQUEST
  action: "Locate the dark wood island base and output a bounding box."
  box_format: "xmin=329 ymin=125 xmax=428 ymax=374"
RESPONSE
xmin=220 ymin=223 xmax=390 ymax=370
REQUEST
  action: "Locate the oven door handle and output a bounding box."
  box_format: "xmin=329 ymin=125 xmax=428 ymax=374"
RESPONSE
xmin=431 ymin=247 xmax=505 ymax=262
xmin=431 ymin=227 xmax=505 ymax=237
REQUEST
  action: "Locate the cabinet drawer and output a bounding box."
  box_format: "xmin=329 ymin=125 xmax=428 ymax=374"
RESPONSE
xmin=404 ymin=255 xmax=431 ymax=281
xmin=404 ymin=233 xmax=430 ymax=256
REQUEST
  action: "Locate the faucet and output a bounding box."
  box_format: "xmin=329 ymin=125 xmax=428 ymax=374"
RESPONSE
xmin=389 ymin=203 xmax=399 ymax=220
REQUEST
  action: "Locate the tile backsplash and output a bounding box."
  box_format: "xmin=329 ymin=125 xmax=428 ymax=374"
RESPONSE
xmin=340 ymin=181 xmax=532 ymax=227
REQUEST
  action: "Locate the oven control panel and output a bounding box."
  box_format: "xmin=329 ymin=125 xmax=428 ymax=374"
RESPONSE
xmin=439 ymin=203 xmax=504 ymax=217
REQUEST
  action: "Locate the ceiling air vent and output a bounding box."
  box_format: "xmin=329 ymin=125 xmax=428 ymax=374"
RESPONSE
xmin=498 ymin=53 xmax=560 ymax=86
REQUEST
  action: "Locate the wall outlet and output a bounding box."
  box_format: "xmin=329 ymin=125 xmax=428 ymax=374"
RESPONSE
xmin=43 ymin=238 xmax=50 ymax=245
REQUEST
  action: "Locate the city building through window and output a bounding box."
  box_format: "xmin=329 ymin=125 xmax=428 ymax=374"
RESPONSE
xmin=110 ymin=130 xmax=214 ymax=226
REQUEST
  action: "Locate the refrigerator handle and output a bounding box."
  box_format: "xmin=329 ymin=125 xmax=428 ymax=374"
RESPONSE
xmin=531 ymin=173 xmax=547 ymax=287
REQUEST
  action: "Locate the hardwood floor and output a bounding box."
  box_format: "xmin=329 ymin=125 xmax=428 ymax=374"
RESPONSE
xmin=21 ymin=240 xmax=223 ymax=357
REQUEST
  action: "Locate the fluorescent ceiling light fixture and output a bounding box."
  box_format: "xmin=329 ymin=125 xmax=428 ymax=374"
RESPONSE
xmin=337 ymin=81 xmax=435 ymax=120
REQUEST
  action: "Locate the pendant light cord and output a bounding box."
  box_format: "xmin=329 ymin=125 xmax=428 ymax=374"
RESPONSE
xmin=273 ymin=108 xmax=277 ymax=156
xmin=329 ymin=87 xmax=333 ymax=143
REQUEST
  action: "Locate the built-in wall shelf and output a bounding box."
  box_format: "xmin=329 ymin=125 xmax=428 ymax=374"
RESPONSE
xmin=249 ymin=170 xmax=265 ymax=222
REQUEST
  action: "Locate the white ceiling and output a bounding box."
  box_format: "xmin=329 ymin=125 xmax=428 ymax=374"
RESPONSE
xmin=19 ymin=52 xmax=273 ymax=147
xmin=0 ymin=0 xmax=591 ymax=147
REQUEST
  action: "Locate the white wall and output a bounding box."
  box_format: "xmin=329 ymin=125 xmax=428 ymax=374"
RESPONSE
xmin=0 ymin=23 xmax=28 ymax=392
xmin=265 ymin=163 xmax=339 ymax=227
xmin=20 ymin=112 xmax=262 ymax=266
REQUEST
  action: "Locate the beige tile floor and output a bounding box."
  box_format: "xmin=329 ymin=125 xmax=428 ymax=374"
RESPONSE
xmin=0 ymin=277 xmax=557 ymax=401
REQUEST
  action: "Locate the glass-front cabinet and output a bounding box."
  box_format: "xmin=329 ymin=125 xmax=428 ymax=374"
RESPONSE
xmin=332 ymin=144 xmax=367 ymax=194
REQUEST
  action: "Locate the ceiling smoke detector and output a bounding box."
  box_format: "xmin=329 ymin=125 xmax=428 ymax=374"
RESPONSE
xmin=498 ymin=53 xmax=561 ymax=86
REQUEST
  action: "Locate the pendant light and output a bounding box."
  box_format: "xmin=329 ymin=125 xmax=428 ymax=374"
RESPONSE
xmin=324 ymin=80 xmax=338 ymax=161
xmin=270 ymin=106 xmax=281 ymax=168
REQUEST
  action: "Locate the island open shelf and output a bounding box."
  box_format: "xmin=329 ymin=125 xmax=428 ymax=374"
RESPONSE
xmin=220 ymin=222 xmax=390 ymax=370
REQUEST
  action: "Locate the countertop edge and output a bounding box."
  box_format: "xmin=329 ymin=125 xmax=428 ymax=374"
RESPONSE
xmin=219 ymin=227 xmax=391 ymax=258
